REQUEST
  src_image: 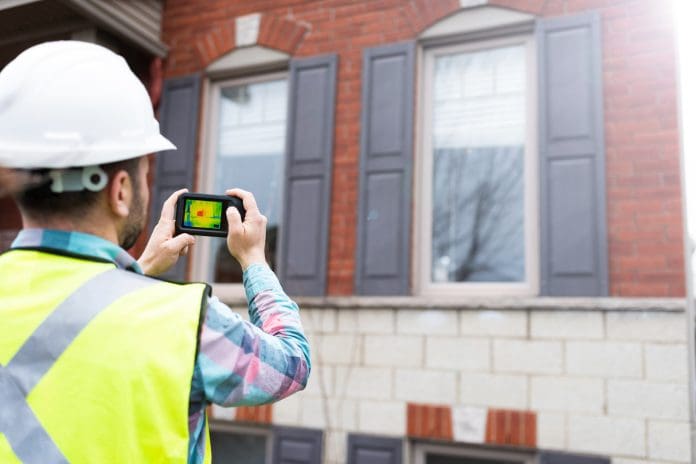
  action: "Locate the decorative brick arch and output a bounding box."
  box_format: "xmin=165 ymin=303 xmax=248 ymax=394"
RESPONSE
xmin=406 ymin=0 xmax=457 ymax=33
xmin=257 ymin=14 xmax=310 ymax=54
xmin=489 ymin=0 xmax=545 ymax=15
xmin=194 ymin=13 xmax=309 ymax=68
xmin=405 ymin=0 xmax=544 ymax=37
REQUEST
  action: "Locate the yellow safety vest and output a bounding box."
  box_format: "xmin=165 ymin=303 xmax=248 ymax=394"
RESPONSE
xmin=0 ymin=249 xmax=212 ymax=463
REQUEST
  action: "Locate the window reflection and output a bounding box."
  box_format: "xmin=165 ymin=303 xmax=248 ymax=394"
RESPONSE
xmin=431 ymin=46 xmax=526 ymax=283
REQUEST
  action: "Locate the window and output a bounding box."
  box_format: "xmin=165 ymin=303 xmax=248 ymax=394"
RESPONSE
xmin=413 ymin=443 xmax=534 ymax=464
xmin=210 ymin=423 xmax=272 ymax=464
xmin=426 ymin=456 xmax=518 ymax=464
xmin=196 ymin=73 xmax=288 ymax=291
xmin=208 ymin=421 xmax=323 ymax=464
xmin=417 ymin=35 xmax=538 ymax=296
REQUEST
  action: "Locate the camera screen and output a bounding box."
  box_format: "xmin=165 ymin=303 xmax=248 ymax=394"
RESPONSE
xmin=183 ymin=198 xmax=224 ymax=230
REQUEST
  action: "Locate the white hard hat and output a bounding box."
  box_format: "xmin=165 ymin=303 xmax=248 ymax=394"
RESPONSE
xmin=0 ymin=41 xmax=175 ymax=169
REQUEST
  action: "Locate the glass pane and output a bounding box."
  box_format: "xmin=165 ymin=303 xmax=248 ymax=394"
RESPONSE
xmin=209 ymin=78 xmax=288 ymax=283
xmin=210 ymin=431 xmax=266 ymax=464
xmin=427 ymin=453 xmax=519 ymax=464
xmin=430 ymin=45 xmax=526 ymax=283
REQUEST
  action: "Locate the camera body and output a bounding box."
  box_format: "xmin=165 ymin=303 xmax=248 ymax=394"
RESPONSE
xmin=174 ymin=193 xmax=245 ymax=237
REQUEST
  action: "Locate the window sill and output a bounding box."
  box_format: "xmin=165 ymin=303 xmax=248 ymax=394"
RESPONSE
xmin=221 ymin=293 xmax=686 ymax=313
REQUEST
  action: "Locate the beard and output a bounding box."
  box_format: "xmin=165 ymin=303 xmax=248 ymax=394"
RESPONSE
xmin=120 ymin=188 xmax=146 ymax=250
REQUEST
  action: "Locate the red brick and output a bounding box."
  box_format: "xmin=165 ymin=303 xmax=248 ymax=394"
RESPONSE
xmin=235 ymin=405 xmax=273 ymax=424
xmin=406 ymin=403 xmax=453 ymax=441
xmin=485 ymin=409 xmax=537 ymax=448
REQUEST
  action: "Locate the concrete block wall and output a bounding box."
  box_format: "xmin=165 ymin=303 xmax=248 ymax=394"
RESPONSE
xmin=268 ymin=306 xmax=691 ymax=464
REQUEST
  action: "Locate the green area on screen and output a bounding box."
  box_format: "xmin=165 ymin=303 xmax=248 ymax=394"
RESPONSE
xmin=183 ymin=199 xmax=223 ymax=230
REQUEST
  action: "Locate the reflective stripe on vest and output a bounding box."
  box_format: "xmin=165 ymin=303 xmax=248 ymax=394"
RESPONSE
xmin=0 ymin=250 xmax=208 ymax=463
xmin=0 ymin=269 xmax=156 ymax=463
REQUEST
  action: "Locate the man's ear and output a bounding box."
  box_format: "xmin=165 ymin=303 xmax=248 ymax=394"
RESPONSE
xmin=108 ymin=169 xmax=132 ymax=219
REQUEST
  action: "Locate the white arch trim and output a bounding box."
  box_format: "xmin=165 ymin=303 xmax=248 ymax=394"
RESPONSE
xmin=206 ymin=45 xmax=289 ymax=74
xmin=419 ymin=5 xmax=535 ymax=40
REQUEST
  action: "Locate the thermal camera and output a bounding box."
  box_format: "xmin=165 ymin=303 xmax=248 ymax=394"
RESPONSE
xmin=174 ymin=193 xmax=246 ymax=237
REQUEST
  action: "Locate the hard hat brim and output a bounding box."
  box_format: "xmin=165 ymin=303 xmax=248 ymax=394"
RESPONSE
xmin=0 ymin=134 xmax=176 ymax=169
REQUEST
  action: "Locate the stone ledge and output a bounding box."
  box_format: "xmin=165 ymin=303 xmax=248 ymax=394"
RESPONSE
xmin=223 ymin=294 xmax=686 ymax=313
xmin=294 ymin=296 xmax=685 ymax=312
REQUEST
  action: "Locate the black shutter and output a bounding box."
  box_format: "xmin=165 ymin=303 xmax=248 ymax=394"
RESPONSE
xmin=537 ymin=12 xmax=608 ymax=296
xmin=272 ymin=427 xmax=323 ymax=464
xmin=355 ymin=41 xmax=415 ymax=295
xmin=149 ymin=74 xmax=201 ymax=281
xmin=347 ymin=435 xmax=402 ymax=464
xmin=539 ymin=451 xmax=610 ymax=464
xmin=278 ymin=54 xmax=337 ymax=296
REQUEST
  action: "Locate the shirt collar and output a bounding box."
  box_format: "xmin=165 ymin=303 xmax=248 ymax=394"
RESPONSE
xmin=11 ymin=229 xmax=143 ymax=274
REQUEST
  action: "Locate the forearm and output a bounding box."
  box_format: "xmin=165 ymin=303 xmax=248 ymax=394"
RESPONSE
xmin=244 ymin=264 xmax=309 ymax=353
xmin=243 ymin=264 xmax=311 ymax=396
xmin=192 ymin=265 xmax=311 ymax=407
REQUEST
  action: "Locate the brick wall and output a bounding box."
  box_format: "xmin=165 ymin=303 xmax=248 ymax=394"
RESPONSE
xmin=161 ymin=0 xmax=683 ymax=296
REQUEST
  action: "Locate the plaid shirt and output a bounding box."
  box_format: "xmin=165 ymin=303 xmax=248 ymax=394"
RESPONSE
xmin=10 ymin=229 xmax=311 ymax=463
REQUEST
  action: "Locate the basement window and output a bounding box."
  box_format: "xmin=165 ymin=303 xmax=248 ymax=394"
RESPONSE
xmin=413 ymin=443 xmax=534 ymax=464
xmin=210 ymin=425 xmax=271 ymax=464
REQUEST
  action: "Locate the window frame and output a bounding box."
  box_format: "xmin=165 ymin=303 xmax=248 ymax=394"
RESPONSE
xmin=412 ymin=441 xmax=535 ymax=464
xmin=193 ymin=71 xmax=289 ymax=300
xmin=414 ymin=34 xmax=540 ymax=297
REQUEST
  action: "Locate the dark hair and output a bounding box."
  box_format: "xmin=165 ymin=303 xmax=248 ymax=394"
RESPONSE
xmin=14 ymin=157 xmax=142 ymax=218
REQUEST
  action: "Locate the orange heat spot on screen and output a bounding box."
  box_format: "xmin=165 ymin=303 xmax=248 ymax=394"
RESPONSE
xmin=196 ymin=210 xmax=204 ymax=217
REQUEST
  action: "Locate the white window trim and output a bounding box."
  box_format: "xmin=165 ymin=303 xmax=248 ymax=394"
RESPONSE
xmin=193 ymin=71 xmax=288 ymax=301
xmin=413 ymin=442 xmax=535 ymax=464
xmin=414 ymin=34 xmax=539 ymax=297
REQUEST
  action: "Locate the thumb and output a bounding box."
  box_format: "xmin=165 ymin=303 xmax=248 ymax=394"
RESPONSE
xmin=167 ymin=233 xmax=195 ymax=253
xmin=227 ymin=206 xmax=243 ymax=233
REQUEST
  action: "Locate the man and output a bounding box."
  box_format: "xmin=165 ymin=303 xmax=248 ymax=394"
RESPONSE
xmin=0 ymin=41 xmax=310 ymax=463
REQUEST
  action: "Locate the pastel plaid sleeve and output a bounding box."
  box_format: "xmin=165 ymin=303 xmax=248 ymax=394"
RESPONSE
xmin=191 ymin=263 xmax=311 ymax=406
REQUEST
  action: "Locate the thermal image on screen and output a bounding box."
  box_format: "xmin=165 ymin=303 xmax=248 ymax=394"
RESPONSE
xmin=184 ymin=199 xmax=223 ymax=230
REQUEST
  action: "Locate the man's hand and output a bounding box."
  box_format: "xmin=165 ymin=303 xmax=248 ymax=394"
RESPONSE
xmin=226 ymin=188 xmax=267 ymax=270
xmin=138 ymin=188 xmax=195 ymax=276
